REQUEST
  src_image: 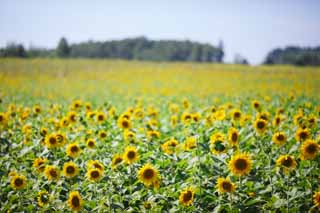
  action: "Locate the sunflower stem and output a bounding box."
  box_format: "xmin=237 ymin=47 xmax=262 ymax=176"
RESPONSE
xmin=286 ymin=174 xmax=289 ymax=212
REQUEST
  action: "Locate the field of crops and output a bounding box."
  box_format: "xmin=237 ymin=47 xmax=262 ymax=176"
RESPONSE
xmin=0 ymin=58 xmax=320 ymax=212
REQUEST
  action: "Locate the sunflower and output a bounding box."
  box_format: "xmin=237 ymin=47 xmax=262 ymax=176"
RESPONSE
xmin=272 ymin=132 xmax=287 ymax=146
xmin=40 ymin=127 xmax=48 ymax=137
xmin=276 ymin=155 xmax=297 ymax=173
xmin=252 ymin=100 xmax=260 ymax=110
xmin=123 ymin=146 xmax=139 ymax=164
xmin=181 ymin=112 xmax=192 ymax=125
xmin=273 ymin=115 xmax=282 ymax=126
xmin=33 ymin=158 xmax=47 ymax=173
xmin=170 ymin=115 xmax=178 ymax=127
xmin=67 ymin=191 xmax=83 ymax=211
xmin=33 ymin=105 xmax=41 ymax=114
xmin=45 ymin=133 xmax=59 ymax=149
xmin=98 ymin=130 xmax=107 ymax=139
xmin=147 ymin=130 xmax=160 ymax=139
xmin=96 ymin=111 xmax=107 ymax=123
xmin=10 ymin=175 xmax=27 ymax=190
xmin=179 ymin=187 xmax=195 ymax=206
xmin=228 ymin=128 xmax=239 ymax=146
xmin=124 ymin=130 xmax=136 ymax=143
xmin=308 ymin=116 xmax=317 ymax=128
xmin=85 ymin=102 xmax=92 ymax=111
xmin=86 ymin=168 xmax=103 ymax=182
xmin=169 ymin=103 xmax=179 ymax=114
xmin=87 ymin=160 xmax=105 ymax=172
xmin=183 ymin=136 xmax=197 ymax=151
xmin=295 ymin=128 xmax=310 ymax=142
xmin=66 ymin=143 xmax=81 ymax=158
xmin=210 ymin=132 xmax=225 ymax=142
xmin=111 ymin=154 xmax=124 ymax=169
xmin=182 ymin=98 xmax=190 ymax=109
xmin=313 ymin=191 xmax=320 ymax=208
xmin=38 ymin=191 xmax=50 ymax=207
xmin=257 ymin=111 xmax=270 ymax=122
xmin=231 ymin=109 xmax=242 ymax=121
xmin=214 ymin=109 xmax=226 ymax=121
xmin=67 ymin=111 xmax=77 ymax=123
xmin=228 ymin=153 xmax=252 ymax=176
xmin=300 ymin=140 xmax=319 ymax=160
xmin=211 ymin=140 xmax=227 ymax=155
xmin=192 ymin=112 xmax=201 ymax=122
xmin=86 ymin=138 xmax=96 ymax=149
xmin=0 ymin=112 xmax=8 ymax=126
xmin=216 ymin=177 xmax=236 ymax=193
xmin=162 ymin=138 xmax=179 ymax=154
xmin=138 ymin=163 xmax=159 ymax=186
xmin=60 ymin=117 xmax=69 ymax=128
xmin=72 ymin=99 xmax=82 ymax=109
xmin=56 ymin=132 xmax=67 ymax=147
xmin=254 ymin=119 xmax=268 ymax=134
xmin=118 ymin=117 xmax=132 ymax=129
xmin=44 ymin=165 xmax=60 ymax=181
xmin=63 ymin=162 xmax=79 ymax=178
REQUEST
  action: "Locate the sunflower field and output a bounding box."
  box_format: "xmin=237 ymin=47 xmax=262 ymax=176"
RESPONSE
xmin=0 ymin=58 xmax=320 ymax=212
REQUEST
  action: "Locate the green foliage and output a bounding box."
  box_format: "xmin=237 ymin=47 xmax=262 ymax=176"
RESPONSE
xmin=264 ymin=46 xmax=320 ymax=66
xmin=56 ymin=37 xmax=70 ymax=58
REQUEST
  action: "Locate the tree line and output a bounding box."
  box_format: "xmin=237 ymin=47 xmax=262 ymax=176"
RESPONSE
xmin=264 ymin=46 xmax=320 ymax=66
xmin=0 ymin=37 xmax=224 ymax=63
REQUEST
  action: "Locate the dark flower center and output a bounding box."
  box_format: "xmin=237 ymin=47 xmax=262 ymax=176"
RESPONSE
xmin=222 ymin=181 xmax=232 ymax=191
xmin=71 ymin=196 xmax=80 ymax=207
xmin=143 ymin=168 xmax=155 ymax=179
xmin=14 ymin=178 xmax=23 ymax=186
xmin=183 ymin=191 xmax=193 ymax=202
xmin=91 ymin=170 xmax=100 ymax=178
xmin=67 ymin=166 xmax=75 ymax=174
xmin=235 ymin=159 xmax=248 ymax=171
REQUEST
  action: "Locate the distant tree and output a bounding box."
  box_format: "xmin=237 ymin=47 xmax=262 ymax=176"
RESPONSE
xmin=0 ymin=43 xmax=27 ymax=57
xmin=56 ymin=37 xmax=70 ymax=57
xmin=234 ymin=54 xmax=249 ymax=65
xmin=264 ymin=46 xmax=320 ymax=66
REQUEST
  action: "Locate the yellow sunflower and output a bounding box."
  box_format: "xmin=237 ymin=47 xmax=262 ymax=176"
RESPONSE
xmin=67 ymin=191 xmax=83 ymax=211
xmin=138 ymin=163 xmax=159 ymax=186
xmin=40 ymin=127 xmax=48 ymax=137
xmin=147 ymin=130 xmax=160 ymax=139
xmin=44 ymin=165 xmax=60 ymax=181
xmin=45 ymin=133 xmax=59 ymax=149
xmin=252 ymin=100 xmax=260 ymax=110
xmin=183 ymin=136 xmax=197 ymax=151
xmin=98 ymin=130 xmax=107 ymax=139
xmin=313 ymin=191 xmax=320 ymax=208
xmin=67 ymin=111 xmax=77 ymax=123
xmin=254 ymin=119 xmax=268 ymax=134
xmin=32 ymin=158 xmax=47 ymax=173
xmin=211 ymin=140 xmax=227 ymax=155
xmin=181 ymin=112 xmax=193 ymax=125
xmin=118 ymin=117 xmax=132 ymax=129
xmin=63 ymin=162 xmax=79 ymax=178
xmin=86 ymin=138 xmax=96 ymax=149
xmin=86 ymin=168 xmax=103 ymax=182
xmin=228 ymin=128 xmax=239 ymax=146
xmin=56 ymin=132 xmax=67 ymax=147
xmin=123 ymin=146 xmax=139 ymax=164
xmin=276 ymin=155 xmax=297 ymax=173
xmin=38 ymin=191 xmax=50 ymax=207
xmin=295 ymin=128 xmax=310 ymax=142
xmin=66 ymin=143 xmax=81 ymax=158
xmin=272 ymin=132 xmax=287 ymax=146
xmin=273 ymin=115 xmax=282 ymax=126
xmin=216 ymin=177 xmax=236 ymax=193
xmin=87 ymin=160 xmax=105 ymax=172
xmin=111 ymin=154 xmax=124 ymax=169
xmin=170 ymin=115 xmax=178 ymax=127
xmin=300 ymin=140 xmax=319 ymax=160
xmin=179 ymin=187 xmax=195 ymax=206
xmin=231 ymin=109 xmax=242 ymax=121
xmin=33 ymin=105 xmax=41 ymax=114
xmin=10 ymin=174 xmax=27 ymax=190
xmin=124 ymin=130 xmax=136 ymax=143
xmin=228 ymin=153 xmax=252 ymax=176
xmin=60 ymin=117 xmax=69 ymax=128
xmin=0 ymin=112 xmax=8 ymax=126
xmin=161 ymin=138 xmax=179 ymax=154
xmin=96 ymin=111 xmax=107 ymax=123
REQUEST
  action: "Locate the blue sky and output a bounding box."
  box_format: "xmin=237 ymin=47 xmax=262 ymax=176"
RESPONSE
xmin=1 ymin=0 xmax=319 ymax=64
